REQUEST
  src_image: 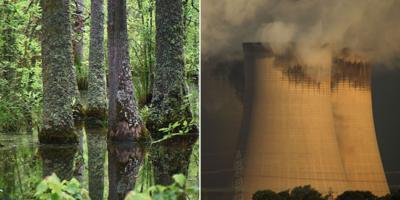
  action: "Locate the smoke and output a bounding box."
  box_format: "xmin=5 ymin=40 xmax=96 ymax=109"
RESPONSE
xmin=202 ymin=0 xmax=400 ymax=69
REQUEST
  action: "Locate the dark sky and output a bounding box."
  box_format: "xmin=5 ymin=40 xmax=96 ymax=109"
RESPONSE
xmin=372 ymin=66 xmax=400 ymax=192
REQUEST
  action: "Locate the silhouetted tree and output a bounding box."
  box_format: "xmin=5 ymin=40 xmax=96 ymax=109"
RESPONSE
xmin=252 ymin=189 xmax=283 ymax=200
xmin=336 ymin=191 xmax=377 ymax=200
xmin=290 ymin=185 xmax=324 ymax=200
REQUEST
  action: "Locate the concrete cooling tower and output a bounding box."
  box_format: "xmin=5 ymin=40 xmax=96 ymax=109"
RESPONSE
xmin=240 ymin=43 xmax=389 ymax=199
xmin=331 ymin=56 xmax=389 ymax=196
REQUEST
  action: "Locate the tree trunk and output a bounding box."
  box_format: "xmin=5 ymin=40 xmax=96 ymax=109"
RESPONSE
xmin=107 ymin=0 xmax=145 ymax=141
xmin=72 ymin=0 xmax=85 ymax=123
xmin=39 ymin=0 xmax=78 ymax=144
xmin=87 ymin=0 xmax=107 ymax=127
xmin=73 ymin=0 xmax=84 ymax=67
xmin=148 ymin=0 xmax=191 ymax=137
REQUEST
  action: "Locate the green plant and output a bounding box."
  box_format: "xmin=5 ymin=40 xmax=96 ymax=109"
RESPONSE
xmin=125 ymin=174 xmax=198 ymax=200
xmin=152 ymin=119 xmax=195 ymax=144
xmin=134 ymin=152 xmax=155 ymax=193
xmin=35 ymin=173 xmax=90 ymax=200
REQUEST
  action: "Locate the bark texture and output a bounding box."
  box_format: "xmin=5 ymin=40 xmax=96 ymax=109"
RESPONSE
xmin=39 ymin=0 xmax=78 ymax=144
xmin=73 ymin=0 xmax=84 ymax=67
xmin=87 ymin=0 xmax=107 ymax=126
xmin=107 ymin=0 xmax=145 ymax=141
xmin=148 ymin=0 xmax=191 ymax=136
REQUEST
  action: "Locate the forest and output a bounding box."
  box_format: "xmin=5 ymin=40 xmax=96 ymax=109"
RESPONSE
xmin=0 ymin=0 xmax=199 ymax=199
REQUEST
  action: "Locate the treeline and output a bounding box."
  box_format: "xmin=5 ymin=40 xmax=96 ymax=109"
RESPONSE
xmin=252 ymin=186 xmax=400 ymax=200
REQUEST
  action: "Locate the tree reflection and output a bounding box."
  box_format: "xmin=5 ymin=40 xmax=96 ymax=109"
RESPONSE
xmin=87 ymin=128 xmax=107 ymax=200
xmin=108 ymin=142 xmax=145 ymax=200
xmin=39 ymin=144 xmax=78 ymax=181
xmin=152 ymin=134 xmax=197 ymax=185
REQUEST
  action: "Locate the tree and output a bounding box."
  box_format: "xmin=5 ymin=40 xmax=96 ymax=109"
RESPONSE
xmin=107 ymin=0 xmax=146 ymax=141
xmin=336 ymin=191 xmax=378 ymax=200
xmin=72 ymin=0 xmax=84 ymax=69
xmin=39 ymin=0 xmax=78 ymax=143
xmin=87 ymin=0 xmax=107 ymax=126
xmin=148 ymin=0 xmax=192 ymax=138
xmin=290 ymin=185 xmax=324 ymax=200
xmin=252 ymin=190 xmax=283 ymax=200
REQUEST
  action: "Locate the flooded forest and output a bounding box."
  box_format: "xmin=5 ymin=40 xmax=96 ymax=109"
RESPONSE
xmin=0 ymin=0 xmax=199 ymax=199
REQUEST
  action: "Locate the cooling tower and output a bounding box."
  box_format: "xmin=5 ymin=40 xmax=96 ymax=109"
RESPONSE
xmin=331 ymin=58 xmax=389 ymax=196
xmin=241 ymin=43 xmax=349 ymax=199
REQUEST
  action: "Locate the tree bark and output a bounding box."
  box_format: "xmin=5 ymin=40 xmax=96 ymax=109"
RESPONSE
xmin=107 ymin=0 xmax=145 ymax=141
xmin=39 ymin=0 xmax=78 ymax=144
xmin=148 ymin=0 xmax=191 ymax=137
xmin=87 ymin=0 xmax=107 ymax=127
xmin=73 ymin=0 xmax=84 ymax=68
xmin=72 ymin=0 xmax=85 ymax=123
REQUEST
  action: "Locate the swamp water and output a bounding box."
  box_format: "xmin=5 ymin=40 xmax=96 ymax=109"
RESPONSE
xmin=0 ymin=126 xmax=198 ymax=200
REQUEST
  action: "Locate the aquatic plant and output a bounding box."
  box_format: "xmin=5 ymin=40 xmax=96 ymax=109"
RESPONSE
xmin=35 ymin=173 xmax=90 ymax=200
xmin=125 ymin=174 xmax=198 ymax=200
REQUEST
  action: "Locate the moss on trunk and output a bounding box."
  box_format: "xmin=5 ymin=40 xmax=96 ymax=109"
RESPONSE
xmin=87 ymin=0 xmax=107 ymax=127
xmin=148 ymin=0 xmax=192 ymax=138
xmin=39 ymin=0 xmax=78 ymax=144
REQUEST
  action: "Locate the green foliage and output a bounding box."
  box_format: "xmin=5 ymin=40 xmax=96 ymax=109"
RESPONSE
xmin=35 ymin=173 xmax=90 ymax=200
xmin=183 ymin=0 xmax=199 ymax=82
xmin=125 ymin=174 xmax=198 ymax=200
xmin=152 ymin=119 xmax=195 ymax=144
xmin=134 ymin=152 xmax=155 ymax=193
xmin=0 ymin=0 xmax=42 ymax=132
xmin=186 ymin=140 xmax=199 ymax=200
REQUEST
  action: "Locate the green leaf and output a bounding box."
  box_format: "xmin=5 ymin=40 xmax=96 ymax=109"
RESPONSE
xmin=35 ymin=181 xmax=48 ymax=196
xmin=172 ymin=174 xmax=186 ymax=187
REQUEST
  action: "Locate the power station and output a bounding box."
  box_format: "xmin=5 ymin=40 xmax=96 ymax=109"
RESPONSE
xmin=240 ymin=43 xmax=389 ymax=199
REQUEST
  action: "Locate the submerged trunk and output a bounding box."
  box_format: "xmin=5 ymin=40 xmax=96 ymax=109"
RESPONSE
xmin=39 ymin=0 xmax=78 ymax=144
xmin=148 ymin=0 xmax=191 ymax=137
xmin=107 ymin=0 xmax=145 ymax=141
xmin=87 ymin=0 xmax=107 ymax=126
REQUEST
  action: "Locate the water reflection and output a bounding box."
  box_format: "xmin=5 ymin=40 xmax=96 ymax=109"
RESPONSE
xmin=152 ymin=134 xmax=197 ymax=185
xmin=0 ymin=128 xmax=197 ymax=199
xmin=39 ymin=144 xmax=78 ymax=181
xmin=87 ymin=128 xmax=107 ymax=200
xmin=107 ymin=141 xmax=145 ymax=200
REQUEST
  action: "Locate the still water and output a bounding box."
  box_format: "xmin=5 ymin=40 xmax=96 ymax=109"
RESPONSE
xmin=0 ymin=127 xmax=198 ymax=200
